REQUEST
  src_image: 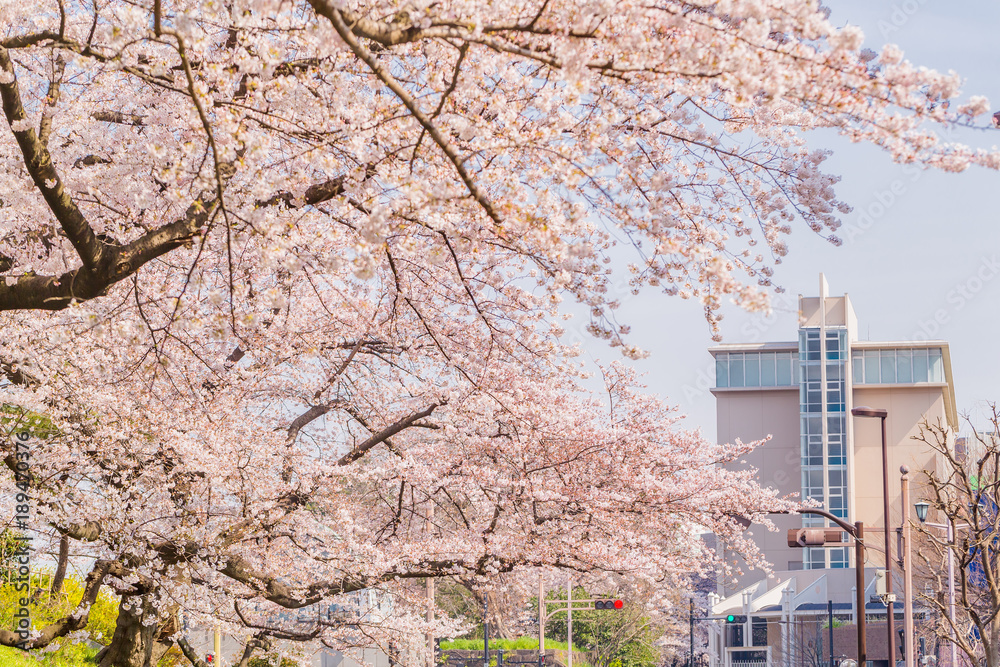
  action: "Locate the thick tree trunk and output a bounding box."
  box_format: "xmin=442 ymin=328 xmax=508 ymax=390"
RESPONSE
xmin=97 ymin=594 xmax=169 ymax=667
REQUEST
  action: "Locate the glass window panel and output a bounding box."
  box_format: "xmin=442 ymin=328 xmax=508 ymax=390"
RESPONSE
xmin=826 ymin=362 xmax=842 ymax=380
xmin=896 ymin=350 xmax=912 ymax=383
xmin=760 ymin=353 xmax=776 ymax=386
xmin=929 ymin=349 xmax=944 ymax=382
xmin=744 ymin=354 xmax=760 ymax=387
xmin=730 ymin=353 xmax=744 ymax=387
xmin=864 ymin=351 xmax=880 ymax=383
xmin=809 ymin=447 xmax=823 ymax=465
xmin=829 ymin=440 xmax=845 ymax=464
xmin=913 ymin=349 xmax=928 ymax=382
xmin=805 ymin=364 xmax=821 ymax=381
xmin=803 ymin=415 xmax=822 ymax=434
xmin=805 ymin=331 xmax=821 ymax=360
xmin=853 ymin=355 xmax=864 ymax=384
xmin=828 ymin=415 xmax=844 ymax=434
xmin=827 ymin=331 xmax=841 ymax=359
xmin=880 ymin=350 xmax=896 ymax=383
xmin=777 ymin=354 xmax=792 ymax=385
xmin=716 ymin=356 xmax=729 ymax=388
xmin=806 ymin=391 xmax=822 ymax=410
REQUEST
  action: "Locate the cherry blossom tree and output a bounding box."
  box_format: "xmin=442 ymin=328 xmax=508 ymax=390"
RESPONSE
xmin=0 ymin=0 xmax=997 ymax=665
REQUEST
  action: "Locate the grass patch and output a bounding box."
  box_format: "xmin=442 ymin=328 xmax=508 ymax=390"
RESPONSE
xmin=0 ymin=645 xmax=99 ymax=666
xmin=440 ymin=637 xmax=592 ymax=666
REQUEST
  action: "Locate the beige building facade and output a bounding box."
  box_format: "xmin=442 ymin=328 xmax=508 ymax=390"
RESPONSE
xmin=706 ymin=275 xmax=958 ymax=667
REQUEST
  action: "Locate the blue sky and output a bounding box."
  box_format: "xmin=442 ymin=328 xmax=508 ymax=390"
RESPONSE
xmin=578 ymin=1 xmax=1000 ymax=442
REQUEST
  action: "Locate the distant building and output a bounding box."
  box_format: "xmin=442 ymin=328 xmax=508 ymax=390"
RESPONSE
xmin=706 ymin=275 xmax=958 ymax=667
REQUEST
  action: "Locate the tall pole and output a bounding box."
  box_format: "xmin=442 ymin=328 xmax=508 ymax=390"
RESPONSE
xmin=878 ymin=414 xmax=897 ymax=667
xmin=948 ymin=520 xmax=958 ymax=667
xmin=567 ymin=574 xmax=573 ymax=667
xmin=427 ymin=505 xmax=435 ymax=667
xmin=427 ymin=576 xmax=436 ymax=667
xmin=214 ymin=627 xmax=221 ymax=666
xmin=855 ymin=521 xmax=867 ymax=667
xmin=539 ymin=573 xmax=545 ymax=667
xmin=901 ymin=466 xmax=914 ymax=667
xmin=828 ymin=600 xmax=834 ymax=667
xmin=484 ymin=594 xmax=489 ymax=667
xmin=690 ymin=599 xmax=695 ymax=667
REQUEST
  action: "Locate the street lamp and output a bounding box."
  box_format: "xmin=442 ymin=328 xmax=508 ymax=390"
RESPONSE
xmin=851 ymin=406 xmax=896 ymax=667
xmin=915 ymin=499 xmax=968 ymax=667
xmin=900 ymin=466 xmax=915 ymax=667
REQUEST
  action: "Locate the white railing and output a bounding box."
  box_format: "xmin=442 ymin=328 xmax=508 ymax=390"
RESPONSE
xmin=729 ymin=660 xmax=768 ymax=667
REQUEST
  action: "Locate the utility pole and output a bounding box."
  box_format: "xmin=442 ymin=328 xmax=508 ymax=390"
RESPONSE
xmin=538 ymin=573 xmax=544 ymax=667
xmin=483 ymin=594 xmax=489 ymax=667
xmin=427 ymin=503 xmax=435 ymax=667
xmin=690 ymin=599 xmax=695 ymax=667
xmin=828 ymin=600 xmax=834 ymax=667
xmin=855 ymin=521 xmax=867 ymax=667
xmin=567 ymin=574 xmax=573 ymax=667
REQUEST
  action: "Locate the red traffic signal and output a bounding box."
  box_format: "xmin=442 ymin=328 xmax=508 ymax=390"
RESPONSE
xmin=206 ymin=655 xmax=214 ymax=664
xmin=595 ymin=599 xmax=624 ymax=610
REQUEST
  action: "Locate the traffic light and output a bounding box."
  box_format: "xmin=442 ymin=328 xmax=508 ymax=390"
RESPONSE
xmin=786 ymin=528 xmax=845 ymax=548
xmin=205 ymin=655 xmax=214 ymax=664
xmin=595 ymin=599 xmax=624 ymax=610
xmin=725 ymin=614 xmax=747 ymax=623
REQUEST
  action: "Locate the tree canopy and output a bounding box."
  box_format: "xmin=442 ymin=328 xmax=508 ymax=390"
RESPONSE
xmin=0 ymin=0 xmax=996 ymax=664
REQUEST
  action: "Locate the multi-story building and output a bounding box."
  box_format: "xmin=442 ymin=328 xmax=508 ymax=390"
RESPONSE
xmin=706 ymin=275 xmax=958 ymax=667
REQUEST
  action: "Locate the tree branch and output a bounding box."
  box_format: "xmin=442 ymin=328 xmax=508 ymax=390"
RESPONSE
xmin=336 ymin=403 xmax=438 ymax=466
xmin=0 ymin=46 xmax=104 ymax=271
xmin=311 ymin=3 xmax=504 ymax=229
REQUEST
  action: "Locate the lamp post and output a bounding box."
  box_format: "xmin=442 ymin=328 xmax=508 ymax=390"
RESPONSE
xmin=851 ymin=406 xmax=896 ymax=667
xmin=900 ymin=466 xmax=914 ymax=667
xmin=914 ymin=500 xmax=967 ymax=667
